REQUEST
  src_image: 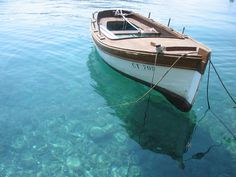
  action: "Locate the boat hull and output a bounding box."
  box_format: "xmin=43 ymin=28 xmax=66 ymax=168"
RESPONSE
xmin=94 ymin=45 xmax=202 ymax=111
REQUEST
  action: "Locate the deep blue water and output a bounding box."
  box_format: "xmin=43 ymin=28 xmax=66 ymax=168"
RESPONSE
xmin=0 ymin=0 xmax=236 ymax=176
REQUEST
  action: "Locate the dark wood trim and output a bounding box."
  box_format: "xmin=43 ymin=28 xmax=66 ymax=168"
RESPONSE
xmin=165 ymin=46 xmax=197 ymax=51
xmin=92 ymin=35 xmax=205 ymax=73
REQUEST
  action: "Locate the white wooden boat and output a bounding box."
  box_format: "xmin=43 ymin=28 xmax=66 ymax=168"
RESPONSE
xmin=91 ymin=9 xmax=211 ymax=111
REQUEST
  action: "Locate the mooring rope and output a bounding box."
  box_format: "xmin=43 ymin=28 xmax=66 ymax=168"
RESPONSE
xmin=143 ymin=50 xmax=159 ymax=126
xmin=116 ymin=9 xmax=142 ymax=32
xmin=151 ymin=52 xmax=159 ymax=85
xmin=198 ymin=61 xmax=211 ymax=123
xmin=210 ymin=60 xmax=236 ymax=106
xmin=184 ymin=143 xmax=222 ymax=162
xmin=197 ymin=59 xmax=236 ymax=140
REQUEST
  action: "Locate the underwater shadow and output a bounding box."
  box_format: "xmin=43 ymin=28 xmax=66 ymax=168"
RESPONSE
xmin=123 ymin=99 xmax=195 ymax=167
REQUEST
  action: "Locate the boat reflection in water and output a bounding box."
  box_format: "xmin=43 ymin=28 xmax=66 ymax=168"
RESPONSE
xmin=87 ymin=49 xmax=197 ymax=168
xmin=124 ymin=100 xmax=195 ymax=166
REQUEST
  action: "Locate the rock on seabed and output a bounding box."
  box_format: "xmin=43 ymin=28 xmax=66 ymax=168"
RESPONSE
xmin=89 ymin=126 xmax=105 ymax=139
xmin=66 ymin=156 xmax=81 ymax=169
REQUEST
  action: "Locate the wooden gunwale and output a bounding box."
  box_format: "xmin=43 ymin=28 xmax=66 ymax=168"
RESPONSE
xmin=92 ymin=33 xmax=204 ymax=73
xmin=131 ymin=12 xmax=185 ymax=39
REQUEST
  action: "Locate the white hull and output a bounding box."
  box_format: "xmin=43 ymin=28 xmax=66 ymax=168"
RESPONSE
xmin=95 ymin=46 xmax=202 ymax=107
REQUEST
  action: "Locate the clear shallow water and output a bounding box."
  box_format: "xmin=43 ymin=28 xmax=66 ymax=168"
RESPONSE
xmin=0 ymin=0 xmax=235 ymax=176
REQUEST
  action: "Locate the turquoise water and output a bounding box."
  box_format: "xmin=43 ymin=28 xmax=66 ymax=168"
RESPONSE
xmin=0 ymin=0 xmax=236 ymax=176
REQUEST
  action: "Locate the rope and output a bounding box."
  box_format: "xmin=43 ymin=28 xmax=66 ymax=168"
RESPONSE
xmin=210 ymin=60 xmax=236 ymax=106
xmin=116 ymin=9 xmax=141 ymax=32
xmin=151 ymin=53 xmax=159 ymax=85
xmin=134 ymin=53 xmax=187 ymax=102
xmin=197 ymin=60 xmax=236 ymax=140
xmin=197 ymin=60 xmax=211 ymax=123
xmin=143 ymin=94 xmax=151 ymax=126
xmin=142 ymin=49 xmax=159 ymax=126
xmin=184 ymin=143 xmax=222 ymax=162
xmin=210 ymin=110 xmax=236 ymax=139
xmin=97 ymin=53 xmax=187 ymax=110
xmin=207 ymin=59 xmax=211 ymax=109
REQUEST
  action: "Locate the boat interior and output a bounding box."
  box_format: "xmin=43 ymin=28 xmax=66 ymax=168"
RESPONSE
xmin=96 ymin=9 xmax=183 ymax=40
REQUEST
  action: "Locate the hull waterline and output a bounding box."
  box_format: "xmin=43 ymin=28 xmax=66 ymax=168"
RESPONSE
xmin=94 ymin=45 xmax=202 ymax=112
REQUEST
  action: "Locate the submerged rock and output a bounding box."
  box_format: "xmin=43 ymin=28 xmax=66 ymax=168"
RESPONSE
xmin=21 ymin=152 xmax=37 ymax=169
xmin=66 ymin=156 xmax=81 ymax=169
xmin=89 ymin=126 xmax=105 ymax=139
xmin=11 ymin=136 xmax=26 ymax=150
xmin=89 ymin=124 xmax=116 ymax=143
xmin=114 ymin=132 xmax=127 ymax=143
xmin=129 ymin=166 xmax=141 ymax=177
